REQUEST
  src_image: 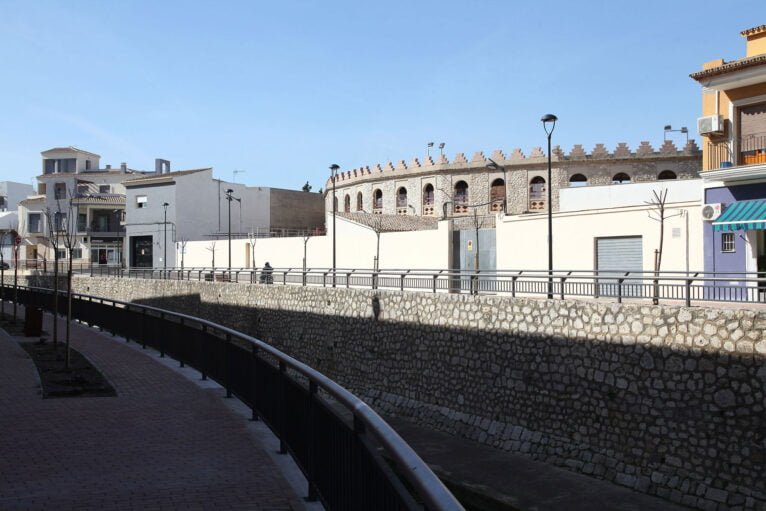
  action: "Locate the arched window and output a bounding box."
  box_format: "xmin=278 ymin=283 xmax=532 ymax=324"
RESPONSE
xmin=612 ymin=173 xmax=631 ymax=184
xmin=372 ymin=189 xmax=383 ymax=213
xmin=658 ymin=170 xmax=677 ymax=180
xmin=344 ymin=194 xmax=351 ymax=212
xmin=569 ymin=174 xmax=588 ymax=187
xmin=490 ymin=178 xmax=506 ymax=212
xmin=529 ymin=176 xmax=546 ymax=211
xmin=356 ymin=192 xmax=363 ymax=211
xmin=454 ymin=181 xmax=468 ymax=214
xmin=396 ymin=187 xmax=408 ymax=214
xmin=423 ymin=184 xmax=435 ymax=215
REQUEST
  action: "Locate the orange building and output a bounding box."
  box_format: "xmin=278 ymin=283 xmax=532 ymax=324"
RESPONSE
xmin=691 ymin=24 xmax=766 ymax=289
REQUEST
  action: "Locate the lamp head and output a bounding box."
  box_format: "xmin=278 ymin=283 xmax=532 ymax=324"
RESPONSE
xmin=427 ymin=142 xmax=434 ymax=147
xmin=680 ymin=127 xmax=688 ymax=133
xmin=664 ymin=125 xmax=672 ymax=131
xmin=162 ymin=202 xmax=169 ymax=207
xmin=438 ymin=142 xmax=445 ymax=149
xmin=541 ymin=114 xmax=558 ymax=135
xmin=329 ymin=164 xmax=340 ymax=176
xmin=225 ymin=188 xmax=234 ymax=194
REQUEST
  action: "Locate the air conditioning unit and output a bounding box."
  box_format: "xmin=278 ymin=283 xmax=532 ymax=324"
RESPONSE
xmin=702 ymin=203 xmax=722 ymax=221
xmin=698 ymin=115 xmax=724 ymax=136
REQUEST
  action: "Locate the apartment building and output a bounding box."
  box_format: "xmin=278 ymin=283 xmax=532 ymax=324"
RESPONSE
xmin=691 ymin=24 xmax=766 ymax=279
xmin=123 ymin=168 xmax=324 ymax=268
xmin=17 ymin=147 xmax=152 ymax=266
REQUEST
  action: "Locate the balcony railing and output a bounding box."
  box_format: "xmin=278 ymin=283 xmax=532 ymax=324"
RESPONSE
xmin=86 ymin=227 xmax=126 ymax=237
xmin=707 ymin=135 xmax=766 ymax=169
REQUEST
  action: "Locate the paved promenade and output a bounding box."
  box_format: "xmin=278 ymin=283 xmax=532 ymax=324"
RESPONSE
xmin=0 ymin=307 xmax=304 ymax=511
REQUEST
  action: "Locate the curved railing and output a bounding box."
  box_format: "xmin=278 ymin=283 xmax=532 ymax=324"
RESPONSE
xmin=10 ymin=286 xmax=464 ymax=511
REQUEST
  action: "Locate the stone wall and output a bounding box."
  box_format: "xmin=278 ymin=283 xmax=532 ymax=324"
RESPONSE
xmin=14 ymin=275 xmax=765 ymax=510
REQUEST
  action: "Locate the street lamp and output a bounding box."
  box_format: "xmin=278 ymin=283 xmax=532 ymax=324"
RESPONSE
xmin=329 ymin=164 xmax=340 ymax=287
xmin=162 ymin=202 xmax=169 ymax=273
xmin=224 ymin=188 xmax=240 ymax=273
xmin=664 ymin=124 xmax=689 ymax=144
xmin=486 ymin=158 xmax=508 ymax=214
xmin=541 ymin=113 xmax=557 ymax=299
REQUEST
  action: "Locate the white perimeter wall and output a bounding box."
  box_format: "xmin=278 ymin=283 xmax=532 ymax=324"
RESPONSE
xmin=178 ymin=214 xmax=450 ymax=270
xmin=497 ymin=202 xmax=704 ymax=272
xmin=559 ymin=179 xmax=702 ymax=212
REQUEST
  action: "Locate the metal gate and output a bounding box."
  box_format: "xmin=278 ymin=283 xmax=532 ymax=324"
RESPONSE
xmin=596 ymin=236 xmax=643 ymax=297
xmin=451 ymin=228 xmax=496 ymax=292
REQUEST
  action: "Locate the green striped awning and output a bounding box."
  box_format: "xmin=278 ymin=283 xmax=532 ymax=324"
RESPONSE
xmin=713 ymin=199 xmax=766 ymax=231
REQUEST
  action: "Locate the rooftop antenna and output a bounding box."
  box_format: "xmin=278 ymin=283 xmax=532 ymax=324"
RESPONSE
xmin=233 ymin=169 xmax=246 ymax=183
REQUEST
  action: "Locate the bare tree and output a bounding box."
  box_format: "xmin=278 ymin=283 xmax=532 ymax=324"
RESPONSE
xmin=43 ymin=206 xmax=64 ymax=349
xmin=646 ymin=189 xmax=669 ymax=305
xmin=179 ymin=238 xmax=189 ymax=272
xmin=0 ymin=224 xmax=18 ymax=320
xmin=247 ymin=232 xmax=257 ymax=268
xmin=206 ymin=241 xmax=217 ymax=269
xmin=60 ymin=193 xmax=78 ymax=368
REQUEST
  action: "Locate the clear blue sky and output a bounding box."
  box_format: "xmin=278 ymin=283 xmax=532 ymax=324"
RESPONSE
xmin=0 ymin=1 xmax=762 ymax=190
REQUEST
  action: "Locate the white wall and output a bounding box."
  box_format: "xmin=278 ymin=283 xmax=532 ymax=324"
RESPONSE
xmin=497 ymin=202 xmax=704 ymax=272
xmin=559 ymin=179 xmax=702 ymax=212
xmin=179 ymin=214 xmax=450 ymax=270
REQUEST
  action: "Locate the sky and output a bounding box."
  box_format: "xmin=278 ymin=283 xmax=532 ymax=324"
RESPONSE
xmin=0 ymin=1 xmax=763 ymax=191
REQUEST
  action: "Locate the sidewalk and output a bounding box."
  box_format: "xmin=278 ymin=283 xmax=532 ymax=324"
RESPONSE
xmin=0 ymin=306 xmax=305 ymax=511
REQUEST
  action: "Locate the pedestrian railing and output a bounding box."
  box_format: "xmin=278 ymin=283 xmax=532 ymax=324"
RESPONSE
xmin=6 ymin=285 xmax=464 ymax=511
xmin=69 ymin=266 xmax=766 ymax=306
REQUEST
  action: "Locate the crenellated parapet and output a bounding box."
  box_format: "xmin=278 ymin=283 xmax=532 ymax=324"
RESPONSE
xmin=328 ymin=140 xmax=701 ymax=188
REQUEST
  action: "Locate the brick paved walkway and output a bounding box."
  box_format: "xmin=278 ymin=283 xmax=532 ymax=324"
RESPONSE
xmin=0 ymin=305 xmax=303 ymax=510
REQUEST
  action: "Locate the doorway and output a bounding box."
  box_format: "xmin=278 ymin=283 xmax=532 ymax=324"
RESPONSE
xmin=130 ymin=236 xmax=153 ymax=268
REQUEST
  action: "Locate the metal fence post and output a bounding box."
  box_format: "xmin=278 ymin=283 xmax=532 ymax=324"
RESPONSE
xmin=685 ymin=279 xmax=692 ymax=307
xmin=250 ymin=343 xmax=259 ymax=421
xmin=278 ymin=360 xmax=287 ymax=454
xmin=159 ymin=312 xmax=165 ymax=357
xmin=200 ymin=324 xmax=208 ymax=381
xmin=178 ymin=317 xmax=185 ymax=368
xmin=617 ymin=278 xmax=624 ymax=304
xmin=307 ymin=380 xmax=318 ymax=501
xmin=225 ymin=332 xmax=232 ymax=398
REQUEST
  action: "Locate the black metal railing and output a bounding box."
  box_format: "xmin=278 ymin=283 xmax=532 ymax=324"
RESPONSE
xmin=3 ymin=285 xmax=463 ymax=511
xmin=60 ymin=266 xmax=766 ymax=306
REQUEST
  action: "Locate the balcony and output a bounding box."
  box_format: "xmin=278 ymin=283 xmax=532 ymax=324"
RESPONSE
xmin=86 ymin=225 xmax=125 ymax=237
xmin=707 ymin=135 xmax=766 ymax=170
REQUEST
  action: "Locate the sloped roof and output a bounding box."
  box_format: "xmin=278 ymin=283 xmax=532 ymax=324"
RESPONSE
xmin=338 ymin=212 xmax=439 ymax=232
xmin=741 ymin=25 xmax=766 ymax=37
xmin=41 ymin=146 xmax=101 ymax=158
xmin=690 ymin=54 xmax=766 ymax=81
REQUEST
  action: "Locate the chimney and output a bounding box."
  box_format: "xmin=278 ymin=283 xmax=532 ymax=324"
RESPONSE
xmin=155 ymin=158 xmax=171 ymax=174
xmin=120 ymin=162 xmax=127 ymax=172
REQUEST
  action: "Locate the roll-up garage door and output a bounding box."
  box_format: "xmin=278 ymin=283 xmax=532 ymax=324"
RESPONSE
xmin=596 ymin=236 xmax=643 ymax=296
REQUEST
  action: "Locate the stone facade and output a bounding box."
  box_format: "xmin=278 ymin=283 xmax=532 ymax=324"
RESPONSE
xmin=326 ymin=141 xmax=701 ymax=219
xmin=16 ymin=275 xmax=765 ymax=510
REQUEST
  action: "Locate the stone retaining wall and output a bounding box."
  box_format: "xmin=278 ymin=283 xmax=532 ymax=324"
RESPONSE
xmin=9 ymin=275 xmax=765 ymax=510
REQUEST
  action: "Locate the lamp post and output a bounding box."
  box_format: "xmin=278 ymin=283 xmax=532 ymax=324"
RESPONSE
xmin=162 ymin=202 xmax=169 ymax=273
xmin=224 ymin=188 xmax=240 ymax=273
xmin=330 ymin=164 xmax=340 ymax=287
xmin=486 ymin=158 xmax=508 ymax=214
xmin=541 ymin=114 xmax=557 ymax=299
xmin=663 ymin=124 xmax=689 ymax=144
